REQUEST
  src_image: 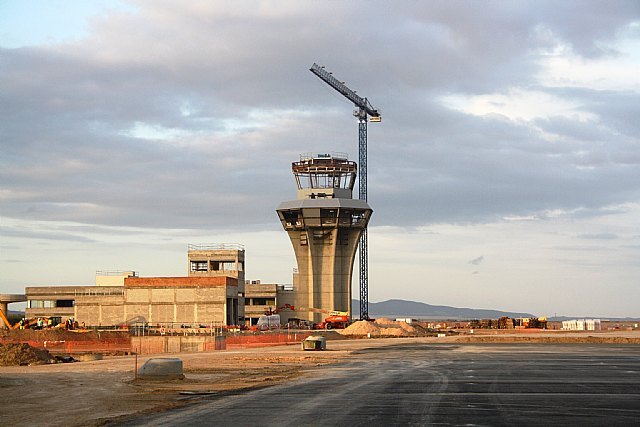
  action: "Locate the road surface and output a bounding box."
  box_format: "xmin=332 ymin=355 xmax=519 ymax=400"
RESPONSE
xmin=119 ymin=343 xmax=640 ymax=426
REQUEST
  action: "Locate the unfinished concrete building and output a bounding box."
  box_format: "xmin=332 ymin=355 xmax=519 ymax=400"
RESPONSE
xmin=276 ymin=153 xmax=372 ymax=323
xmin=188 ymin=244 xmax=244 ymax=323
xmin=25 ymin=245 xmax=243 ymax=327
xmin=26 ymin=276 xmax=238 ymax=327
xmin=244 ymin=281 xmax=295 ymax=326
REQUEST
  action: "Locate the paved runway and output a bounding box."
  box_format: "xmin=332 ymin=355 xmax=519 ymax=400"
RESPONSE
xmin=121 ymin=343 xmax=640 ymax=426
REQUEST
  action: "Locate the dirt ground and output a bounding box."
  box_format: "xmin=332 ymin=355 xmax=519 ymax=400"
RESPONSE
xmin=1 ymin=331 xmax=639 ymax=427
xmin=0 ymin=342 xmax=352 ymax=427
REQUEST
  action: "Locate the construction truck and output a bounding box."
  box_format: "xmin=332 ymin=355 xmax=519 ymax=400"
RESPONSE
xmin=0 ymin=312 xmax=62 ymax=330
xmin=316 ymin=315 xmax=350 ymax=330
xmin=272 ymin=304 xmax=351 ymax=330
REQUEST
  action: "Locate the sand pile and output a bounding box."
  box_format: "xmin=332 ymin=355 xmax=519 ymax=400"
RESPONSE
xmin=0 ymin=343 xmax=56 ymax=366
xmin=340 ymin=320 xmax=380 ymax=336
xmin=340 ymin=319 xmax=424 ymax=337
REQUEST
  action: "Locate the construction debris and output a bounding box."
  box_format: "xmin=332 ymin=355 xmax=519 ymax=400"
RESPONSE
xmin=0 ymin=342 xmax=56 ymax=366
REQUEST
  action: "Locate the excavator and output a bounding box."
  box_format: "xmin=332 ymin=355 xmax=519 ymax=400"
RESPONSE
xmin=0 ymin=309 xmax=62 ymax=330
xmin=0 ymin=308 xmax=15 ymax=329
xmin=271 ymin=304 xmax=350 ymax=329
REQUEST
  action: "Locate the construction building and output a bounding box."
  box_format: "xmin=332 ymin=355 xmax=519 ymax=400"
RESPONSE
xmin=243 ymin=280 xmax=295 ymax=326
xmin=276 ymin=153 xmax=372 ymax=323
xmin=187 ymin=244 xmax=245 ymax=322
xmin=25 ymin=245 xmax=244 ymax=327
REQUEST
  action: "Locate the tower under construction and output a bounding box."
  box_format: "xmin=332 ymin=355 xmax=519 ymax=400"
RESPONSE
xmin=276 ymin=153 xmax=372 ymax=323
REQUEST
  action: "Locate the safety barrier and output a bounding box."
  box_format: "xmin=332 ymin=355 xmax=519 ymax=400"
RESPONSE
xmin=225 ymin=331 xmax=315 ymax=348
xmin=1 ymin=331 xmax=318 ymax=356
xmin=130 ymin=335 xmax=227 ymax=354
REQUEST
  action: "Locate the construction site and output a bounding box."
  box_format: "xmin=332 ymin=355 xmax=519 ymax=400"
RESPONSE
xmin=2 ymin=63 xmax=640 ymax=426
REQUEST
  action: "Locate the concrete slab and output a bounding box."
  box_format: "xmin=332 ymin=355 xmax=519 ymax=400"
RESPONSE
xmin=137 ymin=357 xmax=184 ymax=380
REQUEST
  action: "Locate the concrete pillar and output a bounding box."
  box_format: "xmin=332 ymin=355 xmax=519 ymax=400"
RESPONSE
xmin=0 ymin=294 xmax=27 ymax=329
xmin=0 ymin=302 xmax=8 ymax=329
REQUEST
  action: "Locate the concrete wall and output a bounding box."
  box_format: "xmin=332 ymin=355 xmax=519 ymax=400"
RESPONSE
xmin=244 ymin=283 xmax=278 ymax=325
xmin=132 ymin=335 xmax=225 ymax=354
xmin=187 ymin=250 xmax=245 ymax=320
xmin=26 ymin=277 xmax=238 ymax=327
xmin=26 ymin=286 xmax=124 ymax=322
xmin=95 ymin=271 xmax=136 ymax=286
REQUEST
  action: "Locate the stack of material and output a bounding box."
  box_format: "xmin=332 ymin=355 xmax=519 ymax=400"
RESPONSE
xmin=340 ymin=318 xmax=424 ymax=337
xmin=0 ymin=343 xmax=56 ymax=366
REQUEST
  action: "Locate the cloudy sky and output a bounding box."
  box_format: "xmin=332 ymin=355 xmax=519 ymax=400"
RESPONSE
xmin=1 ymin=1 xmax=639 ymax=317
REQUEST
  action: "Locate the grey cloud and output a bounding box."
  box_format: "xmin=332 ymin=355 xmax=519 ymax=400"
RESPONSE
xmin=1 ymin=1 xmax=639 ymax=232
xmin=469 ymin=256 xmax=485 ymax=266
xmin=0 ymin=226 xmax=96 ymax=243
xmin=577 ymin=233 xmax=618 ymax=240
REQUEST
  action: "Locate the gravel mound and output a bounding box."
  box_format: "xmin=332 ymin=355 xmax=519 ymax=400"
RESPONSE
xmin=0 ymin=343 xmax=56 ymax=366
xmin=340 ymin=320 xmax=380 ymax=336
xmin=340 ymin=319 xmax=425 ymax=337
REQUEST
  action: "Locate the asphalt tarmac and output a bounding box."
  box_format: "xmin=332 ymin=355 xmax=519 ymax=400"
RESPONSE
xmin=120 ymin=343 xmax=640 ymax=426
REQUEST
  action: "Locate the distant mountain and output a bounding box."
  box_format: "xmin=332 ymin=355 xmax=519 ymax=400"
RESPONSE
xmin=549 ymin=316 xmax=640 ymax=322
xmin=352 ymin=299 xmax=535 ymax=320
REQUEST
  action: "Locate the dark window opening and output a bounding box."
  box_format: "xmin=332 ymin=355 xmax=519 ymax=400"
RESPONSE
xmin=252 ymin=298 xmax=275 ymax=306
xmin=338 ymin=209 xmax=353 ymax=226
xmin=320 ymin=209 xmax=337 ymax=226
xmin=56 ymin=300 xmax=75 ymax=308
xmin=282 ymin=210 xmax=301 ymax=227
xmin=211 ymin=261 xmax=236 ymax=271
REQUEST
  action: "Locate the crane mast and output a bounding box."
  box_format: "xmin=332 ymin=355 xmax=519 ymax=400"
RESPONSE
xmin=309 ymin=63 xmax=381 ymax=320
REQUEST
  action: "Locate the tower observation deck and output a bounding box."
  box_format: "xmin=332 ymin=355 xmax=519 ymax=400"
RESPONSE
xmin=276 ymin=153 xmax=372 ymax=323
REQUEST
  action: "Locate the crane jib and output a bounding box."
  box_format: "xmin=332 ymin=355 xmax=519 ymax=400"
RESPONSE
xmin=309 ymin=63 xmax=380 ymax=119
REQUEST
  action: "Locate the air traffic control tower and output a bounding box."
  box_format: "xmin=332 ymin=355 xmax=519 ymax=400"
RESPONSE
xmin=276 ymin=153 xmax=372 ymax=323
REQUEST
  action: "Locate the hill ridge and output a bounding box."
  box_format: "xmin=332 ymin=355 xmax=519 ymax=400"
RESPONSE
xmin=352 ymin=298 xmax=535 ymax=319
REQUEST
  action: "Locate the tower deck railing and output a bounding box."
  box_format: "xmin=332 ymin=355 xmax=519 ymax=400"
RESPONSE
xmin=188 ymin=243 xmax=245 ymax=251
xmin=299 ymin=152 xmax=348 ymax=161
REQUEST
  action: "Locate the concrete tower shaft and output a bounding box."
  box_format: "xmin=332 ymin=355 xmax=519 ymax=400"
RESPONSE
xmin=277 ymin=153 xmax=372 ymax=323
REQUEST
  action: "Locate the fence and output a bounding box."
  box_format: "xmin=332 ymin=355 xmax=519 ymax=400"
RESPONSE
xmin=129 ymin=322 xmax=227 ymax=337
xmin=1 ymin=330 xmax=317 ymax=356
xmin=226 ymin=331 xmax=316 ymax=349
xmin=131 ymin=335 xmax=227 ymax=354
